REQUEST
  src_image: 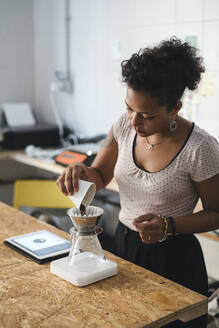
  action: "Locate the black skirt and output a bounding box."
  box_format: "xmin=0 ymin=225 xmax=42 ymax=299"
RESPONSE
xmin=111 ymin=221 xmax=208 ymax=328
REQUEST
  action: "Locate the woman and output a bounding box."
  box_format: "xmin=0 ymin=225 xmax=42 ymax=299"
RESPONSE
xmin=57 ymin=37 xmax=219 ymax=327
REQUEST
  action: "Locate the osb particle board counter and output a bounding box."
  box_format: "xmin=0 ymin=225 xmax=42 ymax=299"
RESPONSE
xmin=0 ymin=202 xmax=207 ymax=328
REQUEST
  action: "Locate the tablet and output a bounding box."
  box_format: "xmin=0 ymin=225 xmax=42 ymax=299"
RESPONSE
xmin=4 ymin=230 xmax=71 ymax=264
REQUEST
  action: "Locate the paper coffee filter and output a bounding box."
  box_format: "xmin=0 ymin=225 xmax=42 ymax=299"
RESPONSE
xmin=67 ymin=206 xmax=104 ymax=227
xmin=68 ymin=206 xmax=104 ymax=218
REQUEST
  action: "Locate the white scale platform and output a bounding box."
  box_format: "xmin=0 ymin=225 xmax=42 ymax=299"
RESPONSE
xmin=50 ymin=255 xmax=118 ymax=287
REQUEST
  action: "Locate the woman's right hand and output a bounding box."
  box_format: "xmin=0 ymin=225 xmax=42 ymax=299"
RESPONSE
xmin=56 ymin=162 xmax=88 ymax=195
xmin=56 ymin=126 xmax=118 ymax=195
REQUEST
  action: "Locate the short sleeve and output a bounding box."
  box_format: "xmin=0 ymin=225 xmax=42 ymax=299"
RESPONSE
xmin=190 ymin=136 xmax=219 ymax=182
xmin=113 ymin=112 xmax=130 ymax=143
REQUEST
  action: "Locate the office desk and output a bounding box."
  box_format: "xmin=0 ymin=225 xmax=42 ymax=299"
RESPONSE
xmin=0 ymin=150 xmax=119 ymax=192
xmin=197 ymin=232 xmax=219 ymax=280
xmin=194 ymin=200 xmax=219 ymax=280
xmin=0 ymin=202 xmax=207 ymax=328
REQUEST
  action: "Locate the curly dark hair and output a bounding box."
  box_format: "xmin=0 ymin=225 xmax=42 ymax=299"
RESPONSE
xmin=121 ymin=37 xmax=205 ymax=110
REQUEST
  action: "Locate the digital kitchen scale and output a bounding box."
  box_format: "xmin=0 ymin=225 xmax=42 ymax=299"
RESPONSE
xmin=50 ymin=256 xmax=118 ymax=287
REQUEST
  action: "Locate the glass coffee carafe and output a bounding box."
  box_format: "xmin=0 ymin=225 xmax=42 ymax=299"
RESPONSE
xmin=67 ymin=206 xmax=105 ymax=272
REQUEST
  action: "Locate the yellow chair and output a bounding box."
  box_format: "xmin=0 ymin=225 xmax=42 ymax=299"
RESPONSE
xmin=13 ymin=180 xmax=74 ymax=210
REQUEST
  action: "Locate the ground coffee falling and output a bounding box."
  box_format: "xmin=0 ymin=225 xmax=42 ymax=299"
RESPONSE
xmin=80 ymin=204 xmax=86 ymax=216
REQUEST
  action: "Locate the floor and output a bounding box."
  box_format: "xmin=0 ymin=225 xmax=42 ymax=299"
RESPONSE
xmin=208 ymin=316 xmax=219 ymax=327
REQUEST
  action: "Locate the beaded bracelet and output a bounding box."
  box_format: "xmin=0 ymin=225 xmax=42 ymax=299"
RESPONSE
xmin=167 ymin=216 xmax=176 ymax=237
xmin=158 ymin=216 xmax=168 ymax=242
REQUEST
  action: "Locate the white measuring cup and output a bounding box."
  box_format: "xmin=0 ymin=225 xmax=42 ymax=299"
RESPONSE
xmin=68 ymin=179 xmax=96 ymax=209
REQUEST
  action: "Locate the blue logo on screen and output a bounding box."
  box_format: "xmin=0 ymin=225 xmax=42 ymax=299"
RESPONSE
xmin=33 ymin=238 xmax=46 ymax=243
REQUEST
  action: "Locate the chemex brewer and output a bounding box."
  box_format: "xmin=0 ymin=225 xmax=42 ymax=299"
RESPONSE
xmin=50 ymin=179 xmax=118 ymax=286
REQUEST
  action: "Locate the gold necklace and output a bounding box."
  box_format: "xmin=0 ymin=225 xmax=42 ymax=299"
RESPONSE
xmin=145 ymin=135 xmax=169 ymax=151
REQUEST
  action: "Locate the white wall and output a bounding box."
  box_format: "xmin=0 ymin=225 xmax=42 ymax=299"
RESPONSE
xmin=0 ymin=0 xmax=34 ymax=115
xmin=33 ymin=0 xmax=117 ymax=136
xmin=33 ymin=0 xmax=66 ymax=124
xmin=10 ymin=0 xmax=219 ymax=138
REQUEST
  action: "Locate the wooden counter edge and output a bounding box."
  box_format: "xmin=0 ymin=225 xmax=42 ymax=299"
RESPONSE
xmin=177 ymin=298 xmax=207 ymax=322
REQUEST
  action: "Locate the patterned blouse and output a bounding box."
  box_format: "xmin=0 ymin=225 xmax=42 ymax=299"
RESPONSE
xmin=113 ymin=113 xmax=219 ymax=231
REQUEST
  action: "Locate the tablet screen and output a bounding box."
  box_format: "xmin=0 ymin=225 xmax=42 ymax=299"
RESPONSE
xmin=8 ymin=230 xmax=71 ymax=258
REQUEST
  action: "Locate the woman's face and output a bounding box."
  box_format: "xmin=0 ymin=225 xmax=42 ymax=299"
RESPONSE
xmin=125 ymin=88 xmax=179 ymax=137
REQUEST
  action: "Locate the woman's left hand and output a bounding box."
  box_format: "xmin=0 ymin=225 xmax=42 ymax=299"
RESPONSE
xmin=133 ymin=213 xmax=163 ymax=244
